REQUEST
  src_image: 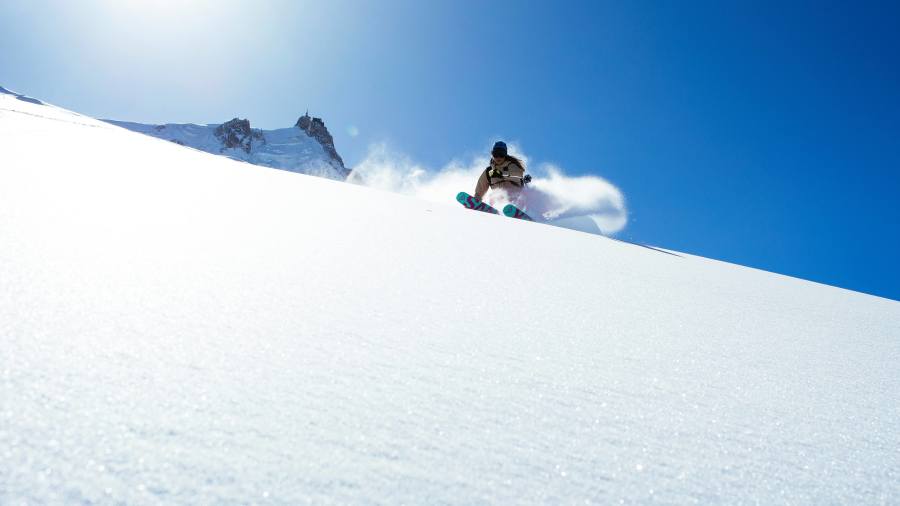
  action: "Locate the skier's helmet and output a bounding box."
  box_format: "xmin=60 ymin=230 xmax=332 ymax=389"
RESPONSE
xmin=491 ymin=141 xmax=508 ymax=158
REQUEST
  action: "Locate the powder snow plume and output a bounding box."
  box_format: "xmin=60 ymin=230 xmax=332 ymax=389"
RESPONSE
xmin=347 ymin=143 xmax=628 ymax=235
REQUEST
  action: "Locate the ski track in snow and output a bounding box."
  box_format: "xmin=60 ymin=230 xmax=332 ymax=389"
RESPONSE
xmin=1 ymin=93 xmax=899 ymax=504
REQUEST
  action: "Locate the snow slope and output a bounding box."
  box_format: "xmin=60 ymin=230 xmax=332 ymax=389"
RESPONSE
xmin=1 ymin=90 xmax=899 ymax=504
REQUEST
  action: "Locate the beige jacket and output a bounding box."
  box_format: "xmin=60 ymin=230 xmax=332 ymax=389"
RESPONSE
xmin=474 ymin=157 xmax=526 ymax=201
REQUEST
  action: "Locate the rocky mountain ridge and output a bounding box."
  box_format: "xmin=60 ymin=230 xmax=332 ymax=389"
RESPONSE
xmin=296 ymin=113 xmax=345 ymax=169
xmin=106 ymin=114 xmax=350 ymax=180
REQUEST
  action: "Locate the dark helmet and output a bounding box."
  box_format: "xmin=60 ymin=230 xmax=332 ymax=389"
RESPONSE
xmin=491 ymin=141 xmax=508 ymax=158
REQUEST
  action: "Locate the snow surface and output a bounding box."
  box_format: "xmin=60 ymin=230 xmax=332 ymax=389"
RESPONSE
xmin=1 ymin=91 xmax=899 ymax=504
xmin=105 ymin=119 xmax=347 ymax=180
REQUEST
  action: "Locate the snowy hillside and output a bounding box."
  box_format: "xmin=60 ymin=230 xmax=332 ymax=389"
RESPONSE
xmin=2 ymin=88 xmax=899 ymax=504
xmin=106 ymin=113 xmax=349 ymax=180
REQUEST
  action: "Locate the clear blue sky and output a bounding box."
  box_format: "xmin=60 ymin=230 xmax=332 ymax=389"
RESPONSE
xmin=2 ymin=0 xmax=898 ymax=300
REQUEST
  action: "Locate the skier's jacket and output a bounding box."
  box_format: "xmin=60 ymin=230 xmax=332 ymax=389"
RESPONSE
xmin=474 ymin=156 xmax=526 ymax=201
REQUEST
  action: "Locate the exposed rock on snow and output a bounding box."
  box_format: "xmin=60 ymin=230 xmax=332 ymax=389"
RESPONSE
xmin=296 ymin=112 xmax=345 ymax=169
xmin=106 ymin=114 xmax=350 ymax=180
xmin=213 ymin=117 xmax=262 ymax=154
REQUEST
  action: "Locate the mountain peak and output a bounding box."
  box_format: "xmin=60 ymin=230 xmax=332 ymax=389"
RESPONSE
xmin=296 ymin=112 xmax=345 ymax=171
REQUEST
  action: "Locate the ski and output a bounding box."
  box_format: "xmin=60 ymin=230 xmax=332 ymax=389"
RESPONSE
xmin=456 ymin=192 xmax=499 ymax=214
xmin=502 ymin=203 xmax=534 ymax=221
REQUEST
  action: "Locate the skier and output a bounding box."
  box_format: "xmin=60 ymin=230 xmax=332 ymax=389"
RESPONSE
xmin=474 ymin=141 xmax=531 ymax=205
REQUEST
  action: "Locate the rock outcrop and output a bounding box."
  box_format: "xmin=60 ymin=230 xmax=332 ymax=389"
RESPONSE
xmin=214 ymin=118 xmax=263 ymax=154
xmin=296 ymin=113 xmax=345 ymax=171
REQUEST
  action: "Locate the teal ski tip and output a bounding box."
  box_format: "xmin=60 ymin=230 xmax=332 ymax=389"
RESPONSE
xmin=502 ymin=204 xmax=534 ymax=221
xmin=456 ymin=191 xmax=499 ymax=214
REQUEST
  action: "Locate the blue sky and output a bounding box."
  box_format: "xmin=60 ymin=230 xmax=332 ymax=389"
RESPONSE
xmin=2 ymin=0 xmax=898 ymax=300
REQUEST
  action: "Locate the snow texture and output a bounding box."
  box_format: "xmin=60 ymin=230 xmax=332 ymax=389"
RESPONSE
xmin=1 ymin=91 xmax=899 ymax=504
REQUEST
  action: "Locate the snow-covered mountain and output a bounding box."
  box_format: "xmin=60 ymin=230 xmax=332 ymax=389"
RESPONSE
xmin=106 ymin=113 xmax=350 ymax=180
xmin=2 ymin=88 xmax=899 ymax=504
